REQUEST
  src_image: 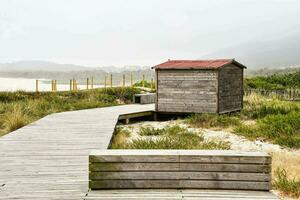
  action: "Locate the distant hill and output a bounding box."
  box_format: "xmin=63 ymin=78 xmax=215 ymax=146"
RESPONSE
xmin=205 ymin=33 xmax=300 ymax=69
xmin=0 ymin=61 xmax=93 ymax=71
xmin=0 ymin=60 xmax=154 ymax=83
xmin=245 ymin=66 xmax=300 ymax=77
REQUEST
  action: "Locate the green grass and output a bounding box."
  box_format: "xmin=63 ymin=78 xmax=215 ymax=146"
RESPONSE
xmin=186 ymin=113 xmax=241 ymax=129
xmin=0 ymin=87 xmax=140 ymax=136
xmin=232 ymin=94 xmax=300 ymax=148
xmin=109 ymin=127 xmax=131 ymax=149
xmin=242 ymin=93 xmax=300 ymax=119
xmin=273 ymin=168 xmax=300 ymax=198
xmin=185 ymin=94 xmax=300 ymax=149
xmin=110 ymin=125 xmax=231 ymax=150
xmin=133 ymin=80 xmax=152 ymax=88
xmin=139 ymin=126 xmax=165 ymax=136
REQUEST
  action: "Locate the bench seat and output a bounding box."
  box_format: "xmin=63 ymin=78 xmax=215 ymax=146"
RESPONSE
xmin=89 ymin=150 xmax=271 ymax=190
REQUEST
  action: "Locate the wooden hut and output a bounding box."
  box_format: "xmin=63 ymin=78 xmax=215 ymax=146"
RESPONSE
xmin=152 ymin=59 xmax=246 ymax=114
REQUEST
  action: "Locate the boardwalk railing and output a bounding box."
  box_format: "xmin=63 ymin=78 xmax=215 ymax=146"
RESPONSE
xmin=34 ymin=74 xmax=155 ymax=92
xmin=245 ymin=88 xmax=300 ymax=101
xmin=89 ymin=150 xmax=271 ymax=190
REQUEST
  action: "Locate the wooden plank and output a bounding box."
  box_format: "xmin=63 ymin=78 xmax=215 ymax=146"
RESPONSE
xmin=90 ymin=154 xmax=270 ymax=164
xmin=90 ymin=163 xmax=270 ymax=173
xmin=90 ymin=171 xmax=271 ymax=181
xmin=118 ymin=111 xmax=154 ymax=120
xmin=90 ymin=163 xmax=180 ymax=172
xmin=90 ymin=149 xmax=270 ymax=156
xmin=85 ymin=189 xmax=279 ymax=200
xmin=89 ymin=180 xmax=271 ymax=190
xmin=0 ymin=104 xmax=155 ymax=199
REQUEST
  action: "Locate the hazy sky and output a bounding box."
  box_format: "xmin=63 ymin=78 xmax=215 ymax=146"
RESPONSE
xmin=0 ymin=0 xmax=300 ymax=67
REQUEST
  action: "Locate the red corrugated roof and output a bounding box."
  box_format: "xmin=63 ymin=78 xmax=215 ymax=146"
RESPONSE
xmin=152 ymin=59 xmax=246 ymax=69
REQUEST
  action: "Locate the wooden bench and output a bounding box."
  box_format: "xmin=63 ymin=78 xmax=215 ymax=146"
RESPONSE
xmin=89 ymin=150 xmax=271 ymax=190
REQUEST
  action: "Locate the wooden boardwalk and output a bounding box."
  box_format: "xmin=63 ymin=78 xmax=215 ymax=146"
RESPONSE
xmin=0 ymin=104 xmax=154 ymax=199
xmin=0 ymin=103 xmax=279 ymax=199
xmin=86 ymin=189 xmax=279 ymax=200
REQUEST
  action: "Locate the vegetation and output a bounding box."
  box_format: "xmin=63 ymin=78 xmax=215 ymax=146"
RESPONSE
xmin=133 ymin=80 xmax=154 ymax=88
xmin=186 ymin=93 xmax=300 ymax=148
xmin=235 ymin=93 xmax=300 ymax=148
xmin=139 ymin=126 xmax=165 ymax=136
xmin=245 ymin=70 xmax=300 ymax=90
xmin=273 ymin=168 xmax=300 ymax=198
xmin=186 ymin=113 xmax=241 ymax=129
xmin=0 ymin=87 xmax=140 ymax=136
xmin=110 ymin=125 xmax=230 ymax=150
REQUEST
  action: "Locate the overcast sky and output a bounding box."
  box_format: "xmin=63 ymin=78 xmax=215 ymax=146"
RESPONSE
xmin=0 ymin=0 xmax=299 ymax=67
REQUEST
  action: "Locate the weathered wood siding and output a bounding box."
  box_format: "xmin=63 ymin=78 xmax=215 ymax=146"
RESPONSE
xmin=89 ymin=150 xmax=272 ymax=190
xmin=218 ymin=64 xmax=243 ymax=113
xmin=156 ymin=69 xmax=218 ymax=113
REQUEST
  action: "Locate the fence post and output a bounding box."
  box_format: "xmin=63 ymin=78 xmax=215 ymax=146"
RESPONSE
xmin=104 ymin=76 xmax=107 ymax=88
xmin=86 ymin=78 xmax=89 ymax=90
xmin=151 ymin=78 xmax=154 ymax=90
xmin=142 ymin=74 xmax=145 ymax=87
xmin=70 ymin=80 xmax=73 ymax=91
xmin=123 ymin=74 xmax=125 ymax=87
xmin=73 ymin=79 xmax=76 ymax=91
xmin=51 ymin=80 xmax=54 ymax=91
xmin=74 ymin=80 xmax=77 ymax=91
xmin=91 ymin=77 xmax=94 ymax=89
xmin=131 ymin=73 xmax=133 ymax=86
xmin=55 ymin=80 xmax=57 ymax=91
xmin=36 ymin=80 xmax=39 ymax=92
xmin=110 ymin=74 xmax=113 ymax=88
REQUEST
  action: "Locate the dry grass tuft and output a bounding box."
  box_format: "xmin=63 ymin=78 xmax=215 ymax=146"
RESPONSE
xmin=3 ymin=104 xmax=28 ymax=132
xmin=272 ymin=151 xmax=300 ymax=199
xmin=109 ymin=127 xmax=131 ymax=149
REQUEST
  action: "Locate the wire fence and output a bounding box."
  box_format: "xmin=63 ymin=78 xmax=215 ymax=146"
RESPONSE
xmin=244 ymin=88 xmax=300 ymax=101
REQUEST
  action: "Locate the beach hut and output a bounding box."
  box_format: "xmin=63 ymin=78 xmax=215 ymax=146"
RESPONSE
xmin=152 ymin=59 xmax=246 ymax=114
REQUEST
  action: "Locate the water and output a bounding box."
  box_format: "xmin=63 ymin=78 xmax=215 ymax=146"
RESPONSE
xmin=0 ymin=77 xmax=103 ymax=92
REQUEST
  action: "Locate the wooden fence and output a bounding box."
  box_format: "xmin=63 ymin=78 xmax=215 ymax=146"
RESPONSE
xmin=244 ymin=88 xmax=300 ymax=101
xmin=35 ymin=74 xmax=155 ymax=92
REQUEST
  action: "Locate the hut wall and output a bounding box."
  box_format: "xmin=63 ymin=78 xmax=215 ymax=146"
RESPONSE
xmin=218 ymin=64 xmax=243 ymax=113
xmin=156 ymin=69 xmax=218 ymax=113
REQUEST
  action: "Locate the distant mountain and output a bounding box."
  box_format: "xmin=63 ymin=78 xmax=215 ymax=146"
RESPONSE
xmin=245 ymin=66 xmax=300 ymax=77
xmin=0 ymin=60 xmax=93 ymax=71
xmin=0 ymin=60 xmax=151 ymax=73
xmin=205 ymin=33 xmax=300 ymax=69
xmin=99 ymin=65 xmax=151 ymax=73
xmin=0 ymin=60 xmax=155 ymax=82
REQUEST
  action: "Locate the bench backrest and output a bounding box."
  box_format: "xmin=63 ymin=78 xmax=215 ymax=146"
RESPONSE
xmin=89 ymin=150 xmax=271 ymax=190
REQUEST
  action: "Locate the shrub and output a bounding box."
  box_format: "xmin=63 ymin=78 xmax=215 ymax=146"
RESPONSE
xmin=103 ymin=87 xmax=140 ymax=103
xmin=133 ymin=80 xmax=152 ymax=88
xmin=244 ymin=71 xmax=300 ymax=90
xmin=273 ymin=168 xmax=300 ymax=198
